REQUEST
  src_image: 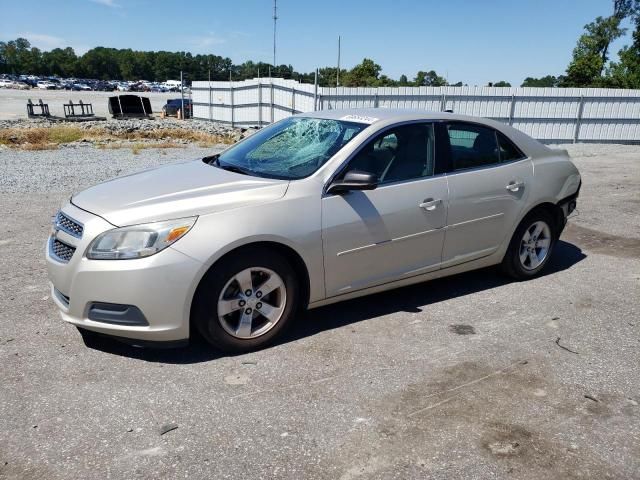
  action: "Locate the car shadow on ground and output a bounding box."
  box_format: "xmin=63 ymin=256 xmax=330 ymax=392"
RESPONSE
xmin=80 ymin=240 xmax=586 ymax=363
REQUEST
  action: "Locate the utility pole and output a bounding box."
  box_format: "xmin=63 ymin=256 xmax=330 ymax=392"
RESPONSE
xmin=273 ymin=0 xmax=278 ymax=69
xmin=337 ymin=35 xmax=341 ymax=87
xmin=180 ymin=70 xmax=185 ymax=120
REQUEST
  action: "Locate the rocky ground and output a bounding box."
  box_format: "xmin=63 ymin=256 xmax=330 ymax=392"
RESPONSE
xmin=0 ymin=117 xmax=255 ymax=148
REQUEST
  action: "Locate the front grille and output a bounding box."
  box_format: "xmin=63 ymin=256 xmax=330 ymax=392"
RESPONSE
xmin=51 ymin=238 xmax=76 ymax=263
xmin=55 ymin=212 xmax=83 ymax=238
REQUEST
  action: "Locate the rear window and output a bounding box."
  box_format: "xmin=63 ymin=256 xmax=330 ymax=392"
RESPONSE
xmin=497 ymin=132 xmax=526 ymax=162
xmin=447 ymin=123 xmax=500 ymax=171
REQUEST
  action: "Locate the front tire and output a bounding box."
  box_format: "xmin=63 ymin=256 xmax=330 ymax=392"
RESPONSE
xmin=193 ymin=248 xmax=299 ymax=353
xmin=501 ymin=210 xmax=557 ymax=280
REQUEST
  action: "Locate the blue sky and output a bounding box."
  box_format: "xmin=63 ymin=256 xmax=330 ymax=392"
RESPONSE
xmin=1 ymin=0 xmax=634 ymax=85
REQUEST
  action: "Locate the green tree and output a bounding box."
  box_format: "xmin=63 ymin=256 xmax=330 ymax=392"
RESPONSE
xmin=79 ymin=47 xmax=122 ymax=79
xmin=42 ymin=47 xmax=78 ymax=77
xmin=604 ymin=16 xmax=640 ymax=87
xmin=413 ymin=70 xmax=447 ymax=87
xmin=152 ymin=51 xmax=181 ymax=80
xmin=343 ymin=58 xmax=381 ymax=86
xmin=375 ymin=74 xmax=398 ymax=87
xmin=564 ymin=13 xmax=628 ymax=86
xmin=521 ymin=75 xmax=560 ymax=87
xmin=314 ymin=67 xmax=346 ymax=87
xmin=0 ymin=38 xmax=31 ymax=74
xmin=614 ymin=0 xmax=640 ymax=19
xmin=491 ymin=81 xmax=512 ymax=87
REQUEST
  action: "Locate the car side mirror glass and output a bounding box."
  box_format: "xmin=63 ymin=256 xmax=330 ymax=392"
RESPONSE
xmin=327 ymin=170 xmax=378 ymax=194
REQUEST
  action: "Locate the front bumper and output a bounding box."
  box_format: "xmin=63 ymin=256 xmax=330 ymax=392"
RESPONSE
xmin=46 ymin=203 xmax=203 ymax=343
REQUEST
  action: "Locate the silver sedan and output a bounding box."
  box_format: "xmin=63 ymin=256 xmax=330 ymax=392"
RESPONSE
xmin=46 ymin=109 xmax=581 ymax=352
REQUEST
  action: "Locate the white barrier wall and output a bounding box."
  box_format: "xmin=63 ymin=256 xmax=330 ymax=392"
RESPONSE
xmin=192 ymin=79 xmax=640 ymax=143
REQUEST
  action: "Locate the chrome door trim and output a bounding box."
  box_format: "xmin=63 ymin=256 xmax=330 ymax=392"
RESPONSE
xmin=446 ymin=212 xmax=505 ymax=229
xmin=335 ymin=212 xmax=505 ymax=258
xmin=336 ymin=227 xmax=441 ymax=257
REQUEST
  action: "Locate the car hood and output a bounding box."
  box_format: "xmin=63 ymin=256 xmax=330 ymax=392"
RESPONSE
xmin=72 ymin=159 xmax=289 ymax=226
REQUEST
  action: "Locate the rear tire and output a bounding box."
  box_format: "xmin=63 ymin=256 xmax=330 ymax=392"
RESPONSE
xmin=501 ymin=210 xmax=558 ymax=280
xmin=193 ymin=248 xmax=300 ymax=353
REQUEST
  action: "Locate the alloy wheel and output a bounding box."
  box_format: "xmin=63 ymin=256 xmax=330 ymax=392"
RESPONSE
xmin=217 ymin=267 xmax=287 ymax=339
xmin=519 ymin=220 xmax=552 ymax=270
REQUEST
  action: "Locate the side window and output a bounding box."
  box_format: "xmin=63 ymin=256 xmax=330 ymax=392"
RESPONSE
xmin=497 ymin=132 xmax=525 ymax=163
xmin=346 ymin=123 xmax=434 ymax=184
xmin=447 ymin=123 xmax=500 ymax=171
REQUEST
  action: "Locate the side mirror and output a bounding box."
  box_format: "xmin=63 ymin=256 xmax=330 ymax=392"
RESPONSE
xmin=327 ymin=170 xmax=378 ymax=194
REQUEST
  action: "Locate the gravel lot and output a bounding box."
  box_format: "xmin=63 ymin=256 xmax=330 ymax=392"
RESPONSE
xmin=0 ymin=143 xmax=639 ymax=479
xmin=0 ymin=89 xmax=178 ymax=120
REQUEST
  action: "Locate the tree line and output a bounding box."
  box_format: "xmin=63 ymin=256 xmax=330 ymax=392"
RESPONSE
xmin=1 ymin=0 xmax=638 ymax=88
xmin=0 ymin=41 xmax=458 ymax=88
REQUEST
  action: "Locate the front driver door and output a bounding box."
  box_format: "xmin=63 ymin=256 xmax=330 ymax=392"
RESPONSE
xmin=322 ymin=122 xmax=448 ymax=297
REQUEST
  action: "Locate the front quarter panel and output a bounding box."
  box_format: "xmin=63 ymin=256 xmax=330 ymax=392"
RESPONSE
xmin=170 ymin=178 xmax=324 ymax=306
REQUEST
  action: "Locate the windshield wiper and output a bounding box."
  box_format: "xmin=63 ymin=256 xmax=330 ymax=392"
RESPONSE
xmin=203 ymin=154 xmax=251 ymax=175
xmin=218 ymin=164 xmax=253 ymax=176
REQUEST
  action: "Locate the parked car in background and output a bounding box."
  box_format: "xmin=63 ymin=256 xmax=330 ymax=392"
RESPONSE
xmin=0 ymin=79 xmax=18 ymax=88
xmin=46 ymin=109 xmax=581 ymax=353
xmin=150 ymin=83 xmax=169 ymax=92
xmin=37 ymin=80 xmax=57 ymax=90
xmin=164 ymin=80 xmax=182 ymax=92
xmin=162 ymin=98 xmax=192 ymax=118
xmin=93 ymin=81 xmax=116 ymax=92
xmin=19 ymin=76 xmax=38 ymax=88
xmin=48 ymin=78 xmax=62 ymax=89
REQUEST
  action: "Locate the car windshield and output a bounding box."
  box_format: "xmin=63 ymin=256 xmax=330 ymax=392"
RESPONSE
xmin=211 ymin=117 xmax=367 ymax=179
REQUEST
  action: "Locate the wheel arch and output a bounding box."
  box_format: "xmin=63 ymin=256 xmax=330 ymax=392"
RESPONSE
xmin=188 ymin=240 xmax=312 ymax=330
xmin=521 ymin=201 xmax=565 ymax=237
xmin=499 ymin=200 xmax=565 ymax=264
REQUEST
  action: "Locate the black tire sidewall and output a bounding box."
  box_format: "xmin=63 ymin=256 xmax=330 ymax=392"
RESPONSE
xmin=194 ymin=249 xmax=299 ymax=353
xmin=503 ymin=210 xmax=557 ymax=279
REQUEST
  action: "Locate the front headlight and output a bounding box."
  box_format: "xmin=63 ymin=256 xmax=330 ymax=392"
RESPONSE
xmin=86 ymin=217 xmax=197 ymax=260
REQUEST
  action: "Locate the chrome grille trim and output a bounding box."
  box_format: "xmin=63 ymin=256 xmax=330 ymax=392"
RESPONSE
xmin=54 ymin=211 xmax=84 ymax=239
xmin=49 ymin=237 xmax=76 ymax=263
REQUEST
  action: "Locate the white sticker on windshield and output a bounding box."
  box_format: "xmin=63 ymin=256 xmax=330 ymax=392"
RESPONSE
xmin=339 ymin=114 xmax=379 ymax=124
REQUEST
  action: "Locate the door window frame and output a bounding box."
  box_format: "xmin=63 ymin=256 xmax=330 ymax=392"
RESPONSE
xmin=439 ymin=121 xmax=529 ymax=175
xmin=323 ymin=120 xmax=445 ymax=196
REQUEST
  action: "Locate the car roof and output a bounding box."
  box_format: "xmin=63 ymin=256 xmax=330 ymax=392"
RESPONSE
xmin=295 ymin=108 xmax=551 ymax=157
xmin=297 ymin=107 xmax=513 ymax=128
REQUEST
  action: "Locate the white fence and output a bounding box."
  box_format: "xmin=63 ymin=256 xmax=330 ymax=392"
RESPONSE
xmin=192 ymin=78 xmax=640 ymax=144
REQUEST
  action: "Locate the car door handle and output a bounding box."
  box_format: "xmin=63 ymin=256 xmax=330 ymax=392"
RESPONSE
xmin=506 ymin=180 xmax=525 ymax=192
xmin=419 ymin=198 xmax=442 ymax=211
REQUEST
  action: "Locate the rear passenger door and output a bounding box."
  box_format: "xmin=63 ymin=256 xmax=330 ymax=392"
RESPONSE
xmin=441 ymin=122 xmax=533 ymax=267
